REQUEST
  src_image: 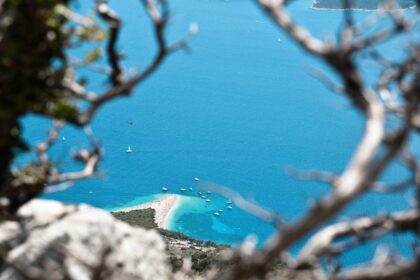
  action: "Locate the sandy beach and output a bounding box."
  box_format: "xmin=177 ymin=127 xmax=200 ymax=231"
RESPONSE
xmin=114 ymin=194 xmax=180 ymax=229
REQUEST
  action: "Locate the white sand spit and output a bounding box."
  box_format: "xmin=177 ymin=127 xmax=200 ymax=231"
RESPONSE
xmin=114 ymin=195 xmax=180 ymax=229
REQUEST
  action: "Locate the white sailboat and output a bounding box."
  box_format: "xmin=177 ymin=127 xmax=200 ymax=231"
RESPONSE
xmin=126 ymin=145 xmax=132 ymax=153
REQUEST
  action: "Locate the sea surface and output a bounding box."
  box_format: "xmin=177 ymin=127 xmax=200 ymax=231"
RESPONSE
xmin=19 ymin=0 xmax=417 ymax=267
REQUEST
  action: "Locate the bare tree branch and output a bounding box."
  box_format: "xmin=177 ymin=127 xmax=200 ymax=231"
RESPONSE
xmin=35 ymin=121 xmax=64 ymax=165
xmin=95 ymin=0 xmax=124 ymax=85
xmin=197 ymin=180 xmax=284 ymax=226
xmin=257 ymin=0 xmax=326 ymax=56
xmin=215 ymin=2 xmax=419 ymax=279
xmin=335 ymin=259 xmax=420 ymax=280
xmin=47 ymin=127 xmax=102 ymax=184
xmin=297 ymin=209 xmax=420 ymax=266
xmin=73 ymin=0 xmax=197 ymax=126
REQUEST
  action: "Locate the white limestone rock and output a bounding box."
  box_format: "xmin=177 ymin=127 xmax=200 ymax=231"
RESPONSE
xmin=0 ymin=199 xmax=171 ymax=280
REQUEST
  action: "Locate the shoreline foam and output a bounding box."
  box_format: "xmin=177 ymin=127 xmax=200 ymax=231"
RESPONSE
xmin=113 ymin=194 xmax=180 ymax=229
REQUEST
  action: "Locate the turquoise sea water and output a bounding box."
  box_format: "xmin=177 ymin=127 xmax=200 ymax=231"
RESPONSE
xmin=19 ymin=0 xmax=417 ymax=266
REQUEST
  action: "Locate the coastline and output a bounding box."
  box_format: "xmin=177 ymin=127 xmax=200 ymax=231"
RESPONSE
xmin=113 ymin=194 xmax=180 ymax=229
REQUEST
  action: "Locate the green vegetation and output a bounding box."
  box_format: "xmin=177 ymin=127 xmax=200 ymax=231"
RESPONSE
xmin=158 ymin=228 xmax=218 ymax=247
xmin=111 ymin=208 xmax=230 ymax=273
xmin=191 ymin=250 xmax=221 ymax=272
xmin=111 ymin=208 xmax=157 ymax=229
xmin=111 ymin=208 xmax=219 ymax=247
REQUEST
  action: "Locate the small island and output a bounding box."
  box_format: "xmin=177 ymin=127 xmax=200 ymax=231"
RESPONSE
xmin=312 ymin=0 xmax=416 ymax=10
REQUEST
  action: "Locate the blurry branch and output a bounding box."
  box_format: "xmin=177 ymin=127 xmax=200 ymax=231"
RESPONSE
xmin=57 ymin=4 xmax=95 ymax=28
xmin=296 ymin=209 xmax=420 ymax=267
xmin=306 ymin=67 xmax=345 ymax=94
xmin=346 ymin=11 xmax=386 ymax=39
xmin=216 ymin=94 xmax=391 ymax=278
xmin=284 ymin=167 xmax=338 ymax=186
xmin=33 ymin=120 xmax=99 ymax=193
xmin=95 ymin=0 xmax=124 ymax=85
xmin=70 ymin=58 xmax=112 ymax=75
xmin=335 ymin=259 xmax=420 ymax=280
xmin=401 ymin=149 xmax=420 ymax=188
xmin=257 ymin=0 xmax=326 ymax=56
xmin=1 ymin=0 xmax=193 ymax=216
xmin=1 ymin=122 xmax=100 ymax=215
xmin=367 ymin=48 xmax=397 ymax=68
xmin=214 ymin=1 xmax=420 ymax=279
xmin=33 ymin=122 xmax=101 ymax=193
xmin=350 ymin=11 xmax=412 ymax=52
xmin=71 ymin=0 xmax=198 ymax=126
xmin=369 ymin=178 xmax=413 ymax=193
xmin=47 ymin=127 xmax=102 ymax=184
xmin=35 ymin=121 xmax=64 ymax=165
xmin=285 ymin=166 xmax=413 ymax=193
xmin=43 ymin=181 xmax=75 ymax=194
xmin=377 ymin=70 xmax=404 ymax=114
xmin=198 ymin=181 xmax=283 ymax=225
xmin=47 ymin=146 xmax=101 ymax=184
xmin=13 ymin=0 xmax=196 ymax=205
xmin=63 ymin=75 xmax=97 ymax=102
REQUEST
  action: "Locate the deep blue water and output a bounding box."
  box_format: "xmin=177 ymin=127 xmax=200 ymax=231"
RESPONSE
xmin=19 ymin=0 xmax=417 ymax=267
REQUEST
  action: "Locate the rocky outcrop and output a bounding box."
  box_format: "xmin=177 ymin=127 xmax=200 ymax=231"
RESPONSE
xmin=0 ymin=199 xmax=171 ymax=280
xmin=0 ymin=199 xmax=323 ymax=280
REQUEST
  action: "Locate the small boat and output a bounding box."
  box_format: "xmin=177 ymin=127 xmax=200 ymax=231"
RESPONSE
xmin=227 ymin=205 xmax=233 ymax=209
xmin=227 ymin=199 xmax=233 ymax=204
xmin=179 ymin=188 xmax=187 ymax=192
xmin=205 ymin=199 xmax=211 ymax=203
xmin=194 ymin=177 xmax=200 ymax=181
xmin=207 ymin=190 xmax=212 ymax=194
xmin=214 ymin=211 xmax=220 ymax=216
xmin=218 ymin=209 xmax=223 ymax=212
xmin=198 ymin=192 xmax=203 ymax=196
xmin=162 ymin=187 xmax=168 ymax=192
xmin=62 ymin=136 xmax=66 ymax=141
xmin=189 ymin=187 xmax=193 ymax=191
xmin=201 ymin=195 xmax=207 ymax=199
xmin=126 ymin=145 xmax=132 ymax=153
